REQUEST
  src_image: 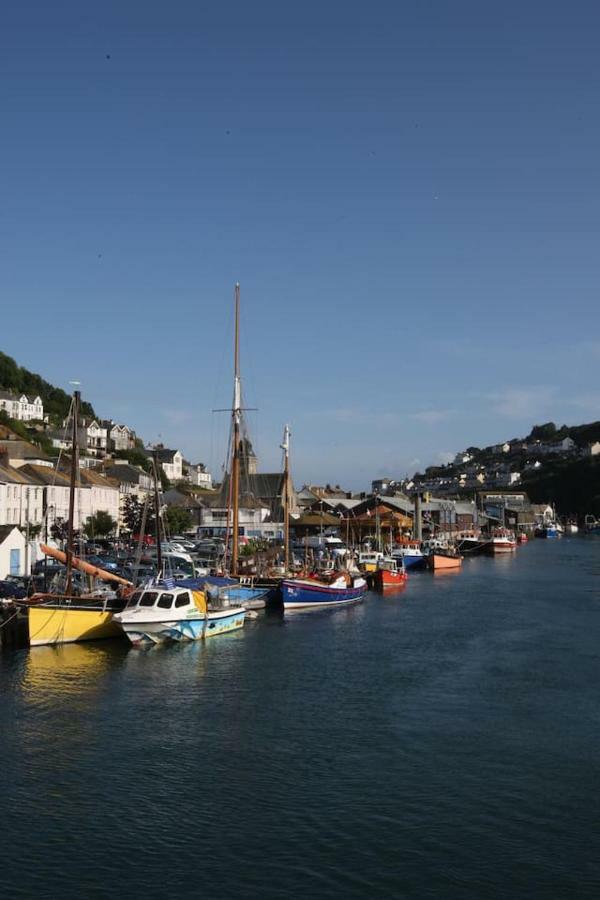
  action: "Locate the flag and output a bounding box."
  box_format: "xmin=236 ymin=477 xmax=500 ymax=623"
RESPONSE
xmin=162 ymin=576 xmax=176 ymax=588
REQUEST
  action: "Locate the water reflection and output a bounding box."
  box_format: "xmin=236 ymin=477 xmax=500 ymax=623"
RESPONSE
xmin=21 ymin=640 xmax=128 ymax=700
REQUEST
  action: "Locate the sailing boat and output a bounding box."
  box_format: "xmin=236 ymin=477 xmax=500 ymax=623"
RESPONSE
xmin=282 ymin=445 xmax=366 ymax=610
xmin=20 ymin=390 xmax=129 ymax=646
xmin=202 ymin=284 xmax=272 ymax=611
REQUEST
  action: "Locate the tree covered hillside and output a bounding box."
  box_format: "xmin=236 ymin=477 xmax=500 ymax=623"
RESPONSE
xmin=522 ymin=457 xmax=600 ymax=518
xmin=0 ymin=351 xmax=95 ymax=421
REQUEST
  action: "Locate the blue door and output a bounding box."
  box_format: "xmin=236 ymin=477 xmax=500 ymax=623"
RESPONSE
xmin=9 ymin=548 xmax=20 ymax=575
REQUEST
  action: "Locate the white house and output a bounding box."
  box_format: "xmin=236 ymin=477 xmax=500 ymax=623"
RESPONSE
xmin=79 ymin=469 xmax=121 ymax=533
xmin=587 ymin=442 xmax=600 ymax=457
xmin=0 ymin=525 xmax=27 ymax=577
xmin=109 ymin=424 xmax=136 ymax=453
xmin=187 ymin=463 xmax=213 ymax=489
xmin=154 ymin=448 xmax=183 ymax=482
xmin=0 ymin=391 xmax=44 ymax=422
xmin=85 ymin=420 xmax=108 ymax=456
xmin=0 ymin=457 xmax=44 ymax=529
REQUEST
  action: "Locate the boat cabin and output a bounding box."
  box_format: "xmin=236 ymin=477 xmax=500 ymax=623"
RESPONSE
xmin=125 ymin=587 xmax=201 ymax=612
xmin=376 ymin=557 xmax=405 ymax=575
xmin=358 ymin=551 xmax=383 ymax=572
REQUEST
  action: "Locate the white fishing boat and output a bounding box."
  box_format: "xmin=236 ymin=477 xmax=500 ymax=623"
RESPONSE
xmin=114 ymin=584 xmax=245 ymax=645
xmin=488 ymin=528 xmax=517 ymax=553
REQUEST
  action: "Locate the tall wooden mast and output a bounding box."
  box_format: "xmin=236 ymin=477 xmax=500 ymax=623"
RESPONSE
xmin=65 ymin=389 xmax=80 ymax=595
xmin=152 ymin=450 xmax=163 ymax=577
xmin=281 ymin=424 xmax=290 ymax=572
xmin=231 ymin=282 xmax=241 ymax=576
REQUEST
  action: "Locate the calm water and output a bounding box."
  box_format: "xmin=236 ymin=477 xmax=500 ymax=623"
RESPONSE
xmin=1 ymin=539 xmax=599 ymax=899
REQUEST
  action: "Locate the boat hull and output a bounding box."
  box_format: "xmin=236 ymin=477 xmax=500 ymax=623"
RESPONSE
xmin=373 ymin=570 xmax=407 ymax=590
xmin=27 ymin=605 xmax=122 ymax=646
xmin=456 ymin=539 xmax=488 ymax=555
xmin=427 ymin=554 xmax=462 ymax=570
xmin=489 ymin=540 xmax=516 ymax=553
xmin=396 ymin=553 xmax=425 ymax=571
xmin=117 ymin=607 xmax=246 ymax=645
xmin=282 ymin=578 xmax=366 ymax=609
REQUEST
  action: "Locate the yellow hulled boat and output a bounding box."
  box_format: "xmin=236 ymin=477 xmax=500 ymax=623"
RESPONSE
xmin=27 ymin=597 xmax=124 ymax=647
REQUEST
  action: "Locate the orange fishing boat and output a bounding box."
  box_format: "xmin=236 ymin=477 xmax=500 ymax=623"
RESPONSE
xmin=373 ymin=557 xmax=407 ymax=590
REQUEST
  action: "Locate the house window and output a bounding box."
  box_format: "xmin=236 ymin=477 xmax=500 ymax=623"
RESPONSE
xmin=10 ymin=548 xmax=20 ymax=575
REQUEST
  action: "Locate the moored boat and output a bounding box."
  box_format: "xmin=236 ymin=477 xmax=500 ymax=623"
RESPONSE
xmin=358 ymin=551 xmax=383 ymax=573
xmin=373 ymin=557 xmax=407 ymax=590
xmin=536 ymin=523 xmax=559 ymax=538
xmin=426 ymin=552 xmax=462 ymax=571
xmin=488 ymin=528 xmax=517 ymax=553
xmin=455 ymin=530 xmax=489 ymax=555
xmin=282 ymin=571 xmax=366 ymax=609
xmin=18 ymin=391 xmax=133 ymax=646
xmin=113 ymin=584 xmax=245 ymax=645
xmin=391 ymin=540 xmax=425 ymax=571
xmin=422 ymin=539 xmax=463 ymax=570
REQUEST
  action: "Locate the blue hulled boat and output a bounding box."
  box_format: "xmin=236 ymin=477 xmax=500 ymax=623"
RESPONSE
xmin=282 ymin=572 xmax=367 ymax=609
xmin=391 ymin=541 xmax=426 ymax=571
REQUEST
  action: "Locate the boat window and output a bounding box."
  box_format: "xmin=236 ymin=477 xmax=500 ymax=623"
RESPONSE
xmin=139 ymin=592 xmax=158 ymax=607
xmin=157 ymin=593 xmax=174 ymax=609
xmin=175 ymin=592 xmax=190 ymax=608
xmin=127 ymin=592 xmax=142 ymax=608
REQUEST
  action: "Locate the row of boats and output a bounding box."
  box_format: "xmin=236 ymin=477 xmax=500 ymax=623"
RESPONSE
xmin=12 ymin=526 xmax=520 ymax=647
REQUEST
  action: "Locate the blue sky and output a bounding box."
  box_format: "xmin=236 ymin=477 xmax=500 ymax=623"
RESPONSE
xmin=1 ymin=1 xmax=599 ymax=488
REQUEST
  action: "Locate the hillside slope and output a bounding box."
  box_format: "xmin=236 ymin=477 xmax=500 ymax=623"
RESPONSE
xmin=0 ymin=351 xmax=95 ymax=421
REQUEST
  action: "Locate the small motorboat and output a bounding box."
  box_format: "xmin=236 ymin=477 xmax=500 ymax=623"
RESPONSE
xmin=373 ymin=557 xmax=407 ymax=590
xmin=113 ymin=583 xmax=245 ymax=645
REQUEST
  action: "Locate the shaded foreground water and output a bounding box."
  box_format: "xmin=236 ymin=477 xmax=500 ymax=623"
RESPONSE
xmin=1 ymin=538 xmax=599 ymax=899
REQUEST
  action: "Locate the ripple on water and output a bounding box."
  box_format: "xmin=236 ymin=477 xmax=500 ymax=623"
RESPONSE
xmin=1 ymin=539 xmax=600 ymax=899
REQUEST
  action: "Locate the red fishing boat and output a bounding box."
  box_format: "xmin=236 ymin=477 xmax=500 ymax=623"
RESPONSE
xmin=373 ymin=557 xmax=407 ymax=590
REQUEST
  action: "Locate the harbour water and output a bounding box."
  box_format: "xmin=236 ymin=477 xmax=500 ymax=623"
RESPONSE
xmin=1 ymin=538 xmax=599 ymax=899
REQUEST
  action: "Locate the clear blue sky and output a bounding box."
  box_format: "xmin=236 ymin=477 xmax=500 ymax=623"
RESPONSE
xmin=2 ymin=1 xmax=599 ymax=488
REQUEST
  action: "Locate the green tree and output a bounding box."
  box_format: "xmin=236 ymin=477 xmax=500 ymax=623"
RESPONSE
xmin=529 ymin=422 xmax=557 ymax=441
xmin=0 ymin=350 xmax=95 ymax=420
xmin=164 ymin=506 xmax=193 ymax=534
xmin=84 ymin=511 xmax=117 ymax=538
xmin=122 ymin=495 xmax=155 ymax=535
xmin=118 ymin=448 xmax=152 ymax=472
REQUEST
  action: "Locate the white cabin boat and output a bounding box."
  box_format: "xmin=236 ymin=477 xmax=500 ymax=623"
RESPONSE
xmin=114 ymin=584 xmax=245 ymax=645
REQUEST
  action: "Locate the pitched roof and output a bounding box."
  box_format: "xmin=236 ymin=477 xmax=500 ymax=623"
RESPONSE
xmin=0 ymin=463 xmax=35 ymax=485
xmin=0 ymin=439 xmax=50 ymax=461
xmin=153 ymin=448 xmax=180 ymax=463
xmin=0 ymin=524 xmax=22 ymax=543
xmin=19 ymin=464 xmax=72 ymax=487
xmin=104 ymin=464 xmax=149 ymax=485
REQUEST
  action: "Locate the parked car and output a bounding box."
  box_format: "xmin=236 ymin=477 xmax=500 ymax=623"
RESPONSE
xmin=32 ymin=559 xmax=63 ymax=576
xmin=0 ymin=579 xmax=28 ymax=599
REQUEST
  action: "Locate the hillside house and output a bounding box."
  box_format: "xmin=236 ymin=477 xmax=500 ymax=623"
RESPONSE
xmin=186 ymin=463 xmax=213 ymax=489
xmin=152 ymin=448 xmax=183 ymax=482
xmin=0 ymin=391 xmax=44 ymax=422
xmin=109 ymin=424 xmax=136 ymax=453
